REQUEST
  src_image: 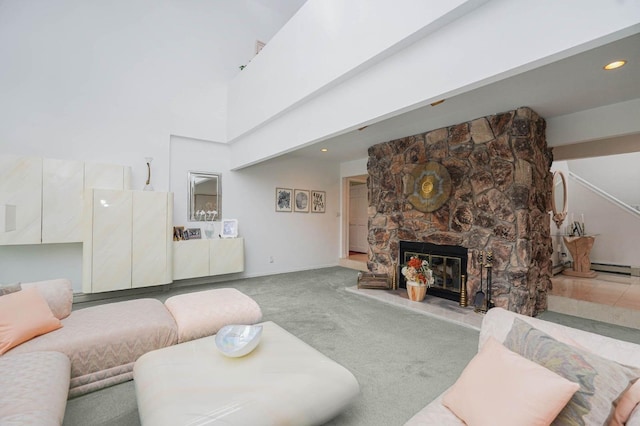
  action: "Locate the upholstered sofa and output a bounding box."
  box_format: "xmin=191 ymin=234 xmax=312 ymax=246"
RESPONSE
xmin=0 ymin=279 xmax=263 ymax=425
xmin=405 ymin=307 xmax=640 ymax=425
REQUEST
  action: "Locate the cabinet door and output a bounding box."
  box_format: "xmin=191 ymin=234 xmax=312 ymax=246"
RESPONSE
xmin=91 ymin=190 xmax=132 ymax=292
xmin=0 ymin=155 xmax=42 ymax=245
xmin=85 ymin=162 xmax=127 ymax=190
xmin=132 ymin=191 xmax=171 ymax=288
xmin=172 ymin=240 xmax=210 ymax=280
xmin=210 ymin=238 xmax=244 ymax=275
xmin=42 ymin=158 xmax=84 ymax=243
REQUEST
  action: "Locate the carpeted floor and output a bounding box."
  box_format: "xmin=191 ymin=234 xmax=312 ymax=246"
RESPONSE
xmin=63 ymin=267 xmax=640 ymax=426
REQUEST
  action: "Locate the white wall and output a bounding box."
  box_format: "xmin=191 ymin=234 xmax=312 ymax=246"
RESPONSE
xmin=0 ymin=137 xmax=340 ymax=292
xmin=551 ymin=157 xmax=640 ymax=270
xmin=227 ymin=0 xmax=640 ymax=169
xmin=0 ymin=0 xmax=338 ymax=292
xmin=566 ymin=174 xmax=640 ymax=268
xmin=170 ymin=136 xmax=340 ymax=278
xmin=0 ymin=0 xmax=297 ymax=190
xmin=227 ymin=0 xmax=483 ymax=140
xmin=547 ymin=99 xmax=640 ymax=147
xmin=567 ymin=152 xmax=640 ymax=209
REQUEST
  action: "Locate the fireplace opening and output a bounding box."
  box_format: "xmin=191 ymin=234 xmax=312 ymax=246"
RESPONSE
xmin=399 ymin=241 xmax=468 ymax=302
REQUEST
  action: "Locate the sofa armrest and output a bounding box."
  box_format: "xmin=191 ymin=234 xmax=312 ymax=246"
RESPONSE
xmin=480 ymin=308 xmax=640 ymax=369
xmin=21 ymin=279 xmax=73 ymax=320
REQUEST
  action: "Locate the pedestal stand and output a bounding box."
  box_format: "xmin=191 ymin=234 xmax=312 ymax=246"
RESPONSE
xmin=562 ymin=235 xmax=597 ymax=278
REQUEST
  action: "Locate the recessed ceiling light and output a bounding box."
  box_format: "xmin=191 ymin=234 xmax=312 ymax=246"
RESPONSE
xmin=320 ymin=148 xmax=328 ymax=152
xmin=603 ymin=60 xmax=626 ymax=70
xmin=430 ymin=99 xmax=445 ymax=106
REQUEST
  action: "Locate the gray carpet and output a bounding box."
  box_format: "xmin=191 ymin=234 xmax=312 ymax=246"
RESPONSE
xmin=63 ymin=267 xmax=640 ymax=426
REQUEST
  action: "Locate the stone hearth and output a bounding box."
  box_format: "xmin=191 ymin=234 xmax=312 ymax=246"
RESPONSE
xmin=367 ymin=107 xmax=553 ymax=315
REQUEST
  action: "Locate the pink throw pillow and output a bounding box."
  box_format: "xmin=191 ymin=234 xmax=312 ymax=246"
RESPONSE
xmin=442 ymin=337 xmax=580 ymax=426
xmin=0 ymin=287 xmax=62 ymax=354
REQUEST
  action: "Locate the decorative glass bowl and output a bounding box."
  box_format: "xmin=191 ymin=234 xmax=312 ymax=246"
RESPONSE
xmin=215 ymin=324 xmax=263 ymax=357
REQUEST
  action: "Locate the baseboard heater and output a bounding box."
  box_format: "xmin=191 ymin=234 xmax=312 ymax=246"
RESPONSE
xmin=591 ymin=263 xmax=640 ymax=277
xmin=552 ymin=262 xmax=639 ymax=277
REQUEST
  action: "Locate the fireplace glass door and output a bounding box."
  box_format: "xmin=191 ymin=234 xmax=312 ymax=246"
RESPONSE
xmin=400 ymin=242 xmax=467 ymax=302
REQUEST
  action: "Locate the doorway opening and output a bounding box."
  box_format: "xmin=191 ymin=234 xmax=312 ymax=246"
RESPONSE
xmin=339 ymin=175 xmax=368 ymax=271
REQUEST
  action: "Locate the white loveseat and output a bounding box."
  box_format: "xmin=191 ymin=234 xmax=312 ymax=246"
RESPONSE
xmin=405 ymin=307 xmax=640 ymax=425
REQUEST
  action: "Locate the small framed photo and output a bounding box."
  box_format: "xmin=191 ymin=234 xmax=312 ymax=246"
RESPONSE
xmin=275 ymin=187 xmax=292 ymax=212
xmin=311 ymin=190 xmax=326 ymax=213
xmin=173 ymin=226 xmax=185 ymax=241
xmin=294 ymin=189 xmax=310 ymax=213
xmin=185 ymin=228 xmax=201 ymax=240
xmin=221 ymin=219 xmax=238 ymax=238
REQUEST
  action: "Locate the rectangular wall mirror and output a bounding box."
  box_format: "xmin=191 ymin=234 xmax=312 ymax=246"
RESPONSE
xmin=188 ymin=171 xmax=221 ymax=221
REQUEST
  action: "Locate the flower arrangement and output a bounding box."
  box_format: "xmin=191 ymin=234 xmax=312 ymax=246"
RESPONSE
xmin=401 ymin=256 xmax=435 ymax=287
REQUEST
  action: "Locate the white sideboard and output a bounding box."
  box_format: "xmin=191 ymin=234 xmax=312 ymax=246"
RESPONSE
xmin=173 ymin=238 xmax=244 ymax=280
xmin=83 ymin=189 xmax=173 ymax=293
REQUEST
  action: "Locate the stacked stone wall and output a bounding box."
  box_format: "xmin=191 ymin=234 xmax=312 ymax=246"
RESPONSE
xmin=367 ymin=107 xmax=553 ymax=315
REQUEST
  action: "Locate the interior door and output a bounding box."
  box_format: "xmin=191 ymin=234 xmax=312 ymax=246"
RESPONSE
xmin=349 ymin=183 xmax=368 ymax=253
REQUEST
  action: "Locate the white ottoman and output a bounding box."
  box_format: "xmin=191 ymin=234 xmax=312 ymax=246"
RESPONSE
xmin=134 ymin=321 xmax=360 ymax=426
xmin=164 ymin=288 xmax=263 ymax=343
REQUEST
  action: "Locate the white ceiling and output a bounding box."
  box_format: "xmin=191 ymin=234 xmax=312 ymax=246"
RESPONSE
xmin=286 ymin=32 xmax=640 ymax=163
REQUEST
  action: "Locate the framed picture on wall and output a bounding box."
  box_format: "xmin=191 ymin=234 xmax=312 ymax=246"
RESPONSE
xmin=294 ymin=189 xmax=310 ymax=213
xmin=311 ymin=190 xmax=326 ymax=213
xmin=275 ymin=187 xmax=292 ymax=212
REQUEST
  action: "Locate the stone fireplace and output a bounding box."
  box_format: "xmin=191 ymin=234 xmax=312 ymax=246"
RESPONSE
xmin=367 ymin=107 xmax=553 ymax=316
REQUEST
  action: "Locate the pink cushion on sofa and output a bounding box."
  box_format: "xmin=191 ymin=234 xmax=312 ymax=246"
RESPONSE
xmin=165 ymin=288 xmax=262 ymax=343
xmin=0 ymin=288 xmax=62 ymax=354
xmin=21 ymin=279 xmax=73 ymax=320
xmin=442 ymin=337 xmax=579 ymax=426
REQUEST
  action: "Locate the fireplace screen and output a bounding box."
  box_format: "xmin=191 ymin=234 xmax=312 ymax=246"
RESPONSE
xmin=400 ymin=241 xmax=467 ymax=302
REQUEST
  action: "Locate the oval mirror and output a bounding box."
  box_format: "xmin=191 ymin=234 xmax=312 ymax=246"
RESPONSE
xmin=188 ymin=171 xmax=221 ymax=221
xmin=551 ymin=171 xmax=567 ymax=229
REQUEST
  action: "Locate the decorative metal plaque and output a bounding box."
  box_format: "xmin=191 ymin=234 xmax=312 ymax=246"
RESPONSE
xmin=404 ymin=162 xmax=452 ymax=212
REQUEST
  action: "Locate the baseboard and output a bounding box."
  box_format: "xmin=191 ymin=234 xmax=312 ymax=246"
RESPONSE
xmin=590 ymin=263 xmax=640 ymax=277
xmin=73 ymin=264 xmax=343 ymax=304
xmin=553 ymin=262 xmax=640 ymax=277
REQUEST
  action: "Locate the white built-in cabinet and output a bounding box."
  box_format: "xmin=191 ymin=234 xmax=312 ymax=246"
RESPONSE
xmin=0 ymin=154 xmax=131 ymax=246
xmin=42 ymin=158 xmax=85 ymax=243
xmin=173 ymin=238 xmax=244 ymax=280
xmin=0 ymin=156 xmax=42 ymax=245
xmin=83 ymin=189 xmax=173 ymax=293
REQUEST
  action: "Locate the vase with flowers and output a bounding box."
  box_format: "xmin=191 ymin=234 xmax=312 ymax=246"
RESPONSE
xmin=402 ymin=256 xmax=434 ymax=301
